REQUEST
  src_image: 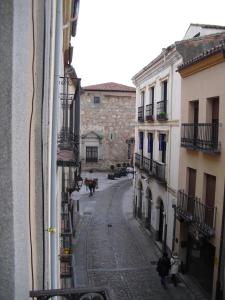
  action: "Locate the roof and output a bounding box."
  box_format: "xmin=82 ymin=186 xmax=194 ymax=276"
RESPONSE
xmin=190 ymin=23 xmax=225 ymax=30
xmin=132 ymin=44 xmax=176 ymax=81
xmin=82 ymin=82 xmax=135 ymax=93
xmin=177 ymin=40 xmax=225 ymax=71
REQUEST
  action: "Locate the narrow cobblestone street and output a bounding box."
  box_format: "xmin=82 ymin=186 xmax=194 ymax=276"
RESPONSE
xmin=73 ymin=178 xmax=206 ymax=300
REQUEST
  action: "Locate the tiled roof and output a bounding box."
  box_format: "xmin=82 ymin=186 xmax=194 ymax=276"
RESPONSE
xmin=190 ymin=23 xmax=225 ymax=30
xmin=177 ymin=40 xmax=225 ymax=71
xmin=82 ymin=82 xmax=135 ymax=92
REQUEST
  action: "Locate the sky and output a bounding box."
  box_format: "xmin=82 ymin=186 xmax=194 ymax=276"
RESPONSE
xmin=72 ymin=0 xmax=225 ymax=88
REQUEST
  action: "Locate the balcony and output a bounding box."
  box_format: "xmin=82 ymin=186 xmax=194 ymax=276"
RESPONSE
xmin=145 ymin=104 xmax=154 ymax=121
xmin=156 ymin=100 xmax=167 ymax=121
xmin=30 ymin=287 xmax=113 ymax=299
xmin=177 ymin=190 xmax=216 ymax=237
xmin=138 ymin=106 xmax=144 ymax=122
xmin=181 ymin=123 xmax=220 ymax=154
xmin=60 ymin=254 xmax=73 ymax=278
xmin=135 ymin=153 xmax=166 ymax=183
xmin=135 ymin=153 xmax=142 ymax=168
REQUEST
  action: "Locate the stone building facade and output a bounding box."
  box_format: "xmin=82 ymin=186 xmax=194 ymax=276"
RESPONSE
xmin=80 ymin=82 xmax=136 ymax=170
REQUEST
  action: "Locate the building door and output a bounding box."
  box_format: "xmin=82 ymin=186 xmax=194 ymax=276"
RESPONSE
xmin=187 ymin=235 xmax=215 ymax=296
xmin=212 ymin=98 xmax=219 ymax=149
xmin=146 ymin=189 xmax=152 ymax=230
xmin=138 ymin=182 xmax=143 ymax=219
xmin=158 ymin=200 xmax=164 ymax=242
xmin=205 ymin=174 xmax=216 ymax=227
xmin=193 ymin=101 xmax=199 ymax=145
xmin=159 ymin=134 xmax=166 ymax=163
xmin=187 ymin=168 xmax=196 ymax=215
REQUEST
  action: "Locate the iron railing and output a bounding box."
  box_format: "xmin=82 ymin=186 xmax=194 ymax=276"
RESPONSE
xmin=30 ymin=287 xmax=113 ymax=299
xmin=135 ymin=153 xmax=142 ymax=168
xmin=138 ymin=106 xmax=144 ymax=122
xmin=135 ymin=153 xmax=166 ymax=183
xmin=177 ymin=190 xmax=216 ymax=237
xmin=181 ymin=123 xmax=220 ymax=153
xmin=156 ymin=100 xmax=167 ymax=120
xmin=143 ymin=156 xmax=152 ymax=173
xmin=145 ymin=104 xmax=154 ymax=121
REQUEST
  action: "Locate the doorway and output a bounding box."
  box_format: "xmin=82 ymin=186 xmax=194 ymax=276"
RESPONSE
xmin=146 ymin=188 xmax=152 ymax=230
xmin=158 ymin=200 xmax=164 ymax=242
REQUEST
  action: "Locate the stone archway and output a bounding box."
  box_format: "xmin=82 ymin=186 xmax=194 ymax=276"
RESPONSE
xmin=145 ymin=187 xmax=152 ymax=230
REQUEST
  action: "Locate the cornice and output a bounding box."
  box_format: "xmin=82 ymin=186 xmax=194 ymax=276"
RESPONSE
xmin=179 ymin=52 xmax=225 ymax=78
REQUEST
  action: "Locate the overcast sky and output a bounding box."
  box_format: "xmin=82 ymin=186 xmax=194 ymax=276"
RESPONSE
xmin=72 ymin=0 xmax=225 ymax=87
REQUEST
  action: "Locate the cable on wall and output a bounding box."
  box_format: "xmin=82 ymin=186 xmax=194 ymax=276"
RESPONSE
xmin=29 ymin=0 xmax=35 ymax=292
xmin=41 ymin=0 xmax=46 ymax=289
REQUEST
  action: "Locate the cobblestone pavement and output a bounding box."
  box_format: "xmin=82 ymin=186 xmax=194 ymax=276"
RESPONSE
xmin=73 ymin=178 xmax=207 ymax=300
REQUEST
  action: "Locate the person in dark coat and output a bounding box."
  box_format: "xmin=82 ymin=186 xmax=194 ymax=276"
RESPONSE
xmin=156 ymin=252 xmax=171 ymax=289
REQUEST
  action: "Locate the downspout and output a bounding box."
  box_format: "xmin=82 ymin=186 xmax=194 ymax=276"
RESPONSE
xmin=164 ymin=63 xmax=173 ymax=253
xmin=50 ymin=0 xmax=62 ymax=290
xmin=74 ymin=79 xmax=81 ymax=164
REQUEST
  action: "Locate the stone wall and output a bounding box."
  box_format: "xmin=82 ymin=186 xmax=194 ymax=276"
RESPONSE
xmin=80 ymin=90 xmax=136 ymax=171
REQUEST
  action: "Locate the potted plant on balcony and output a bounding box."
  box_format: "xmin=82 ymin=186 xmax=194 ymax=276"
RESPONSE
xmin=157 ymin=111 xmax=168 ymax=120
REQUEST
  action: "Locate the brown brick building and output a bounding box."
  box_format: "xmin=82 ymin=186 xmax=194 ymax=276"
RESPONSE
xmin=80 ymin=82 xmax=136 ymax=170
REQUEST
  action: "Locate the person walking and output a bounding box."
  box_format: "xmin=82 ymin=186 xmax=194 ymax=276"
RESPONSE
xmin=88 ymin=170 xmax=95 ymax=196
xmin=170 ymin=252 xmax=181 ymax=287
xmin=156 ymin=252 xmax=171 ymax=289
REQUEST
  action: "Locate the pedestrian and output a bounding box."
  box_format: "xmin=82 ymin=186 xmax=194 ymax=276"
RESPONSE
xmin=170 ymin=252 xmax=181 ymax=287
xmin=88 ymin=170 xmax=95 ymax=196
xmin=84 ymin=177 xmax=89 ymax=191
xmin=156 ymin=252 xmax=171 ymax=289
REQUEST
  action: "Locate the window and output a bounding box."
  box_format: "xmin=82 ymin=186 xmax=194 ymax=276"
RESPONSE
xmin=147 ymin=133 xmax=153 ymax=154
xmin=86 ymin=146 xmax=98 ymax=162
xmin=150 ymin=87 xmax=154 ymax=103
xmin=204 ymin=173 xmax=216 ymax=226
xmin=141 ymin=91 xmax=145 ymax=106
xmin=162 ymin=80 xmax=167 ymax=101
xmin=159 ymin=134 xmax=166 ymax=163
xmin=139 ymin=132 xmax=144 ymax=151
xmin=94 ymin=96 xmax=100 ymax=104
xmin=149 ymin=86 xmax=154 ymax=115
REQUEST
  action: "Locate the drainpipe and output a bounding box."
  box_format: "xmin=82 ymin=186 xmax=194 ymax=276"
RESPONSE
xmin=74 ymin=79 xmax=81 ymax=164
xmin=50 ymin=0 xmax=62 ymax=290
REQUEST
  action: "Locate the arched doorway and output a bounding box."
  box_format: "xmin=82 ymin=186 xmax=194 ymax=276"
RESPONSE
xmin=145 ymin=188 xmax=152 ymax=230
xmin=137 ymin=180 xmax=143 ymax=219
xmin=158 ymin=199 xmax=164 ymax=242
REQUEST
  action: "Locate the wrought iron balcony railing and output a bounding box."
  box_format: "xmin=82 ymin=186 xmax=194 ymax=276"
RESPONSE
xmin=58 ymin=128 xmax=79 ymax=149
xmin=135 ymin=153 xmax=166 ymax=183
xmin=135 ymin=153 xmax=142 ymax=168
xmin=145 ymin=104 xmax=154 ymax=121
xmin=156 ymin=100 xmax=167 ymax=120
xmin=181 ymin=123 xmax=220 ymax=153
xmin=61 ymin=211 xmax=72 ymax=235
xmin=177 ymin=190 xmax=216 ymax=237
xmin=30 ymin=287 xmax=113 ymax=299
xmin=138 ymin=106 xmax=144 ymax=122
xmin=60 ymin=254 xmax=73 ymax=278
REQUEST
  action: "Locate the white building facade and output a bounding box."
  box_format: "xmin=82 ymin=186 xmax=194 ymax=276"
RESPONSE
xmin=132 ymin=45 xmax=182 ymax=253
xmin=132 ymin=23 xmax=225 ymax=255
